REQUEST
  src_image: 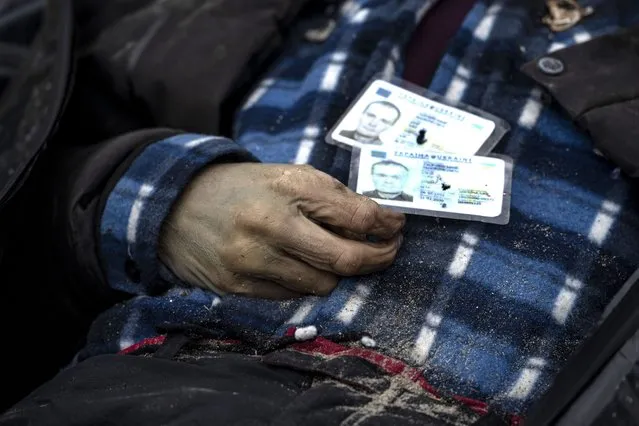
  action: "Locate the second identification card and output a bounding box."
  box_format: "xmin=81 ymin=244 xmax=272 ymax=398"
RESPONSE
xmin=349 ymin=147 xmax=513 ymax=224
xmin=328 ymin=79 xmax=498 ymax=154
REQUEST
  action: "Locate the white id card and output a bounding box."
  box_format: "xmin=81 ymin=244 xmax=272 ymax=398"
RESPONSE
xmin=328 ymin=78 xmax=507 ymax=155
xmin=349 ymin=147 xmax=513 ymax=224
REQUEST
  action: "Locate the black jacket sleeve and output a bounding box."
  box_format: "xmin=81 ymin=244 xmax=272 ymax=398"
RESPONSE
xmin=0 ymin=128 xmax=177 ymax=410
xmin=521 ymin=25 xmax=639 ymax=177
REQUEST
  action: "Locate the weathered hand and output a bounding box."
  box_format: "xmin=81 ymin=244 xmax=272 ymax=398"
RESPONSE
xmin=159 ymin=163 xmax=405 ymax=299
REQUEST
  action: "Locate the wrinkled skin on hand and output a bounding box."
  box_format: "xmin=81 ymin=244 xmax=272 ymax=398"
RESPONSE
xmin=159 ymin=163 xmax=406 ymax=299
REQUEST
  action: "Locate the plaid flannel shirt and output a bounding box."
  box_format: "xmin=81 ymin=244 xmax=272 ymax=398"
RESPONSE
xmin=90 ymin=0 xmax=639 ymax=414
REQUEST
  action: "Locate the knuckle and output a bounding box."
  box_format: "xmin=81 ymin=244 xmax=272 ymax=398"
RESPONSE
xmin=383 ymin=252 xmax=398 ymax=268
xmin=380 ymin=242 xmax=401 ymax=267
xmin=271 ymin=165 xmax=348 ymax=199
xmin=232 ymin=203 xmax=275 ymax=234
xmin=271 ymin=165 xmax=323 ymax=196
xmin=350 ymin=198 xmax=378 ymax=230
xmin=270 ymin=170 xmax=298 ymax=194
xmin=332 ymin=250 xmax=363 ymax=276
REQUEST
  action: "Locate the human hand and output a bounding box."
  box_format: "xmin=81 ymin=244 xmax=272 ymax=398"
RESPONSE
xmin=159 ymin=163 xmax=405 ymax=299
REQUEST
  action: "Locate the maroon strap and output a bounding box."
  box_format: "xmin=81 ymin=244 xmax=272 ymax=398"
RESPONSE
xmin=403 ymin=0 xmax=478 ymax=87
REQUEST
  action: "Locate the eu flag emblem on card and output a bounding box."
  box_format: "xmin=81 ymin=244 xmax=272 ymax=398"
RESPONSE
xmin=375 ymin=87 xmax=391 ymax=98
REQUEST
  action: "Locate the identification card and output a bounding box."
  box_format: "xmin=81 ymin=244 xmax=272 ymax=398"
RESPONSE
xmin=349 ymin=147 xmax=513 ymax=224
xmin=327 ymin=78 xmax=509 ymax=155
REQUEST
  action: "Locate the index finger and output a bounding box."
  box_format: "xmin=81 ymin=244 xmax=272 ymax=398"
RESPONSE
xmin=298 ymin=174 xmax=406 ymax=239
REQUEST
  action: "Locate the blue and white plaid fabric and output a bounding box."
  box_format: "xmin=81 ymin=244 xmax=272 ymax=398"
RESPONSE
xmin=89 ymin=0 xmax=639 ymax=414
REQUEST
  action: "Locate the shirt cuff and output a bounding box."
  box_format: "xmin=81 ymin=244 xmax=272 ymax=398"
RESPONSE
xmin=100 ymin=133 xmax=258 ymax=295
